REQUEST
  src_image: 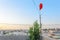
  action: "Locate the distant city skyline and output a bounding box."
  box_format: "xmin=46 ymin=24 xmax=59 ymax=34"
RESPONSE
xmin=0 ymin=0 xmax=60 ymax=24
xmin=0 ymin=24 xmax=60 ymax=29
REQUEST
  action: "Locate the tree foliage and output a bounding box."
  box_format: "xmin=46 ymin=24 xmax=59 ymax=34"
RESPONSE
xmin=29 ymin=21 xmax=40 ymax=40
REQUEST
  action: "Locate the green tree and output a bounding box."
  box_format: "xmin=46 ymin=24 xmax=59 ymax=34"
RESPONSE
xmin=29 ymin=27 xmax=34 ymax=40
xmin=29 ymin=21 xmax=41 ymax=40
xmin=34 ymin=21 xmax=40 ymax=40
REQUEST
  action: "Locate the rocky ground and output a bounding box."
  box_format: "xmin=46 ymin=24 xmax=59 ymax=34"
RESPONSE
xmin=0 ymin=35 xmax=28 ymax=40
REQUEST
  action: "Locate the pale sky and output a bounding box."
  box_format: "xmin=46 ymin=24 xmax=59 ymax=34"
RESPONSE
xmin=0 ymin=0 xmax=60 ymax=24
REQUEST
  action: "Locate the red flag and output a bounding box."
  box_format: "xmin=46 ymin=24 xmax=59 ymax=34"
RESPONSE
xmin=39 ymin=3 xmax=43 ymax=10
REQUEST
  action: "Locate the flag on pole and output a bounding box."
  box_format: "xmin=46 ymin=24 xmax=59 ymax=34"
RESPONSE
xmin=39 ymin=3 xmax=43 ymax=10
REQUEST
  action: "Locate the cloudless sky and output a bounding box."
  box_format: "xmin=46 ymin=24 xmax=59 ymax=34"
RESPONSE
xmin=0 ymin=0 xmax=60 ymax=24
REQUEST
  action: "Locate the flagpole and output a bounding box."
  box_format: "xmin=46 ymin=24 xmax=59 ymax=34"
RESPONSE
xmin=40 ymin=12 xmax=41 ymax=29
xmin=39 ymin=3 xmax=43 ymax=35
xmin=39 ymin=10 xmax=42 ymax=34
